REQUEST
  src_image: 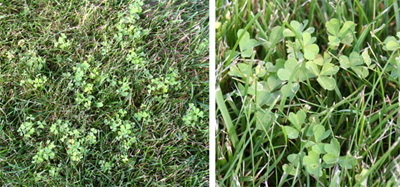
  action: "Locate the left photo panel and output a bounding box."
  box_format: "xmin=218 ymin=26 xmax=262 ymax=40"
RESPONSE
xmin=0 ymin=0 xmax=209 ymax=186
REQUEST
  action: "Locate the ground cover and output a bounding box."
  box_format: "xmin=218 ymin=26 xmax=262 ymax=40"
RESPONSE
xmin=216 ymin=0 xmax=400 ymax=186
xmin=0 ymin=0 xmax=209 ymax=186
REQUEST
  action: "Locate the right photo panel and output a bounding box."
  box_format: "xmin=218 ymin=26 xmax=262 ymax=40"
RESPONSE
xmin=216 ymin=0 xmax=400 ymax=186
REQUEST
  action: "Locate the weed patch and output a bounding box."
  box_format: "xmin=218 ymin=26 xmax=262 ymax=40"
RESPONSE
xmin=0 ymin=0 xmax=208 ymax=186
xmin=217 ymin=0 xmax=400 ymax=186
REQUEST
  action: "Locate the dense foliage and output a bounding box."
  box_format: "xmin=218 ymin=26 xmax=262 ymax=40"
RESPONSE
xmin=0 ymin=0 xmax=208 ymax=186
xmin=217 ymin=0 xmax=400 ymax=186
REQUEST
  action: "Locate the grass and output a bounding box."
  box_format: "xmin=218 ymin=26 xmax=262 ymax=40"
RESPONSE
xmin=0 ymin=0 xmax=208 ymax=186
xmin=216 ymin=0 xmax=400 ymax=186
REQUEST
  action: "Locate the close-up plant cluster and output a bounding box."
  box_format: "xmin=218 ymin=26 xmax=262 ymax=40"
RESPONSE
xmin=217 ymin=0 xmax=400 ymax=186
xmin=0 ymin=0 xmax=208 ymax=186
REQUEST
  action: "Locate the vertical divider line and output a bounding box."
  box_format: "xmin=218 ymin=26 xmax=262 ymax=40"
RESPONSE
xmin=209 ymin=0 xmax=216 ymax=186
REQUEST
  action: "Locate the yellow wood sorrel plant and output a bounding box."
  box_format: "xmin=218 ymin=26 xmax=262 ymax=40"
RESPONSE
xmin=225 ymin=17 xmax=399 ymax=182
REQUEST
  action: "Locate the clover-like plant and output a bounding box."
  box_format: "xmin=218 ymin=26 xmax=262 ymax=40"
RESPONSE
xmin=326 ymin=18 xmax=356 ymax=49
xmin=32 ymin=140 xmax=56 ymax=164
xmin=282 ymin=109 xmax=306 ymax=139
xmin=383 ymin=32 xmax=400 ymax=51
xmin=182 ymin=103 xmax=204 ymax=127
xmin=283 ymin=20 xmax=317 ymax=60
xmin=339 ymin=51 xmax=370 ymax=78
xmin=237 ymin=29 xmax=258 ymax=58
xmin=306 ymin=53 xmax=340 ymax=90
xmin=54 ymin=33 xmax=72 ymax=50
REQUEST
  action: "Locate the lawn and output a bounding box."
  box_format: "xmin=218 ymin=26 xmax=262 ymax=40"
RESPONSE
xmin=0 ymin=0 xmax=208 ymax=186
xmin=216 ymin=0 xmax=400 ymax=186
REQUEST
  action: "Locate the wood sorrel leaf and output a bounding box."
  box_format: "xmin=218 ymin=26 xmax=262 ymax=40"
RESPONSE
xmin=338 ymin=155 xmax=356 ymax=169
xmin=339 ymin=55 xmax=351 ymax=69
xmin=362 ymin=50 xmax=371 ymax=67
xmin=383 ymin=36 xmax=399 ymax=51
xmin=288 ymin=109 xmax=306 ymax=130
xmin=312 ymin=143 xmax=327 ymax=154
xmin=277 ymin=58 xmax=297 ymax=81
xmin=303 ymin=150 xmax=322 ymax=177
xmin=283 ymin=126 xmax=299 ymax=139
xmin=277 ymin=69 xmax=292 ymax=81
xmin=325 ymin=138 xmax=340 ymax=156
xmin=326 ymin=18 xmax=355 ymax=48
xmin=320 ymin=62 xmax=339 ymax=76
xmin=323 ymin=153 xmax=339 ymax=165
xmin=326 ymin=18 xmax=340 ymax=36
xmin=313 ymin=124 xmax=326 ymax=142
xmin=340 ymin=52 xmax=369 ymax=78
xmin=282 ymin=164 xmax=297 ymax=176
xmin=237 ymin=29 xmax=258 ymax=57
xmin=352 ymin=66 xmax=369 ymax=78
xmin=288 ymin=152 xmax=304 ymax=165
xmin=306 ymin=60 xmax=320 ymax=76
xmin=304 ymin=44 xmax=319 ymax=60
xmin=317 ymin=76 xmax=336 ymax=90
xmin=255 ymin=110 xmax=272 ymax=131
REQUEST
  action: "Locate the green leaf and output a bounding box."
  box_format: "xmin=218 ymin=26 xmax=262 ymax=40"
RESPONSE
xmin=349 ymin=52 xmax=364 ymax=66
xmin=339 ymin=155 xmax=356 ymax=169
xmin=386 ymin=40 xmax=399 ymax=51
xmin=277 ymin=58 xmax=298 ymax=81
xmin=362 ymin=50 xmax=371 ymax=67
xmin=270 ymin=26 xmax=283 ymax=43
xmin=328 ymin=35 xmax=340 ymax=48
xmin=352 ymin=66 xmax=369 ymax=78
xmin=255 ymin=110 xmax=272 ymax=131
xmin=323 ymin=153 xmax=339 ymax=165
xmin=304 ymin=140 xmax=315 ymax=148
xmin=325 ymin=138 xmax=340 ymax=156
xmin=266 ymin=76 xmax=282 ymax=91
xmin=340 ymin=52 xmax=369 ymax=78
xmin=280 ymin=83 xmax=299 ymax=99
xmin=303 ymin=151 xmax=322 ymax=177
xmin=283 ymin=126 xmax=299 ymax=139
xmin=95 ymin=102 xmax=104 ymax=108
xmin=288 ymin=110 xmax=306 ymax=130
xmin=313 ymin=124 xmax=326 ymax=142
xmin=283 ymin=20 xmax=305 ymax=38
xmin=306 ymin=60 xmax=320 ymax=76
xmin=312 ymin=143 xmax=327 ymax=154
xmin=304 ymin=44 xmax=319 ymax=60
xmin=302 ymin=32 xmax=316 ymax=45
xmin=313 ymin=54 xmax=324 ymax=65
xmin=326 ymin=18 xmax=340 ymax=36
xmin=283 ymin=164 xmax=297 ymax=175
xmin=237 ymin=29 xmax=258 ymax=57
xmin=320 ymin=62 xmax=339 ymax=76
xmin=288 ymin=153 xmax=304 ymax=165
xmin=277 ymin=69 xmax=292 ymax=81
xmin=338 ymin=21 xmax=356 ymax=39
xmin=317 ymin=76 xmax=336 ymax=90
xmin=383 ymin=36 xmax=399 ymax=51
xmin=283 ymin=29 xmax=295 ymax=37
xmin=338 ymin=21 xmax=356 ymax=45
xmin=339 ymin=55 xmax=351 ymax=69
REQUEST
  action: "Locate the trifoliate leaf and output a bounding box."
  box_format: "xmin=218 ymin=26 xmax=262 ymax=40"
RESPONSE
xmin=237 ymin=29 xmax=258 ymax=57
xmin=304 ymin=44 xmax=319 ymax=60
xmin=320 ymin=62 xmax=339 ymax=76
xmin=326 ymin=18 xmax=340 ymax=36
xmin=283 ymin=126 xmax=299 ymax=139
xmin=325 ymin=138 xmax=340 ymax=156
xmin=313 ymin=124 xmax=326 ymax=142
xmin=317 ymin=76 xmax=336 ymax=90
xmin=288 ymin=110 xmax=306 ymax=130
xmin=303 ymin=151 xmax=322 ymax=177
